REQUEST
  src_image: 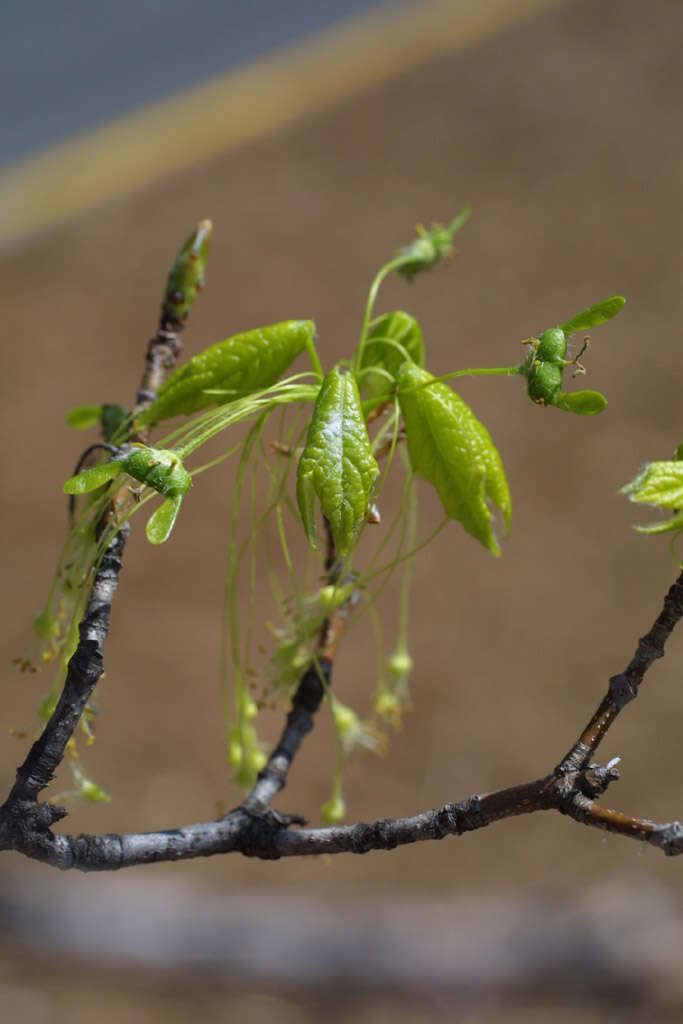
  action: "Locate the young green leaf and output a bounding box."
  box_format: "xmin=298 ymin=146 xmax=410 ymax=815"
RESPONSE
xmin=620 ymin=461 xmax=683 ymax=537
xmin=554 ymin=390 xmax=607 ymax=415
xmin=397 ymin=363 xmax=510 ymax=555
xmin=137 ymin=319 xmax=316 ymax=425
xmin=146 ymin=497 xmax=183 ymax=544
xmin=359 ymin=311 xmax=424 ymax=397
xmin=65 ymin=404 xmax=129 ymax=443
xmin=560 ymin=295 xmax=625 ymax=336
xmin=621 ymin=461 xmax=683 ymax=510
xmin=297 ymin=368 xmax=379 ymax=555
xmin=63 ymin=461 xmax=122 ymax=494
xmin=66 ymin=405 xmax=103 ymax=430
xmin=632 ymin=513 xmax=683 ymax=535
xmin=63 ymin=446 xmax=191 ymax=543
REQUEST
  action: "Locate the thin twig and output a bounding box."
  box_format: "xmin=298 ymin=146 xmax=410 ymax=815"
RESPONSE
xmin=559 ymin=570 xmax=683 ymax=772
xmin=1 ymin=236 xmax=193 ymax=861
xmin=0 ymin=526 xmax=129 ymax=855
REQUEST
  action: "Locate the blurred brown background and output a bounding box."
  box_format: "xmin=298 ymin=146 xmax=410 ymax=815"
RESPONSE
xmin=2 ymin=0 xmax=683 ymax=1019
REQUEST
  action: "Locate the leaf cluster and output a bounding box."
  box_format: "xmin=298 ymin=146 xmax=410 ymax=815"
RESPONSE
xmin=34 ymin=214 xmax=628 ymax=808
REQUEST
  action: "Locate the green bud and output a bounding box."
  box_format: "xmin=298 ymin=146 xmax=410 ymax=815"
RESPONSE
xmin=330 ymin=697 xmax=359 ymax=738
xmin=396 ymin=207 xmax=471 ymax=280
xmin=526 ymin=361 xmax=563 ymax=406
xmin=227 ymin=737 xmax=243 ymax=767
xmin=33 ymin=608 xmax=60 ymax=642
xmin=388 ymin=648 xmax=413 ymax=679
xmin=536 ymin=327 xmax=567 ymax=364
xmin=373 ymin=690 xmax=401 ymax=718
xmin=314 ymin=583 xmax=355 ymax=615
xmin=123 ymin=446 xmax=191 ymax=500
xmin=80 ymin=778 xmax=111 ymax=803
xmin=321 ymin=792 xmax=346 ymax=824
xmin=161 ymin=219 xmax=212 ymax=329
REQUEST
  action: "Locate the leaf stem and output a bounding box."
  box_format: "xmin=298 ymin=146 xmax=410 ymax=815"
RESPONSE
xmin=305 ymin=335 xmax=324 ymax=382
xmin=354 ymin=257 xmax=409 ymax=375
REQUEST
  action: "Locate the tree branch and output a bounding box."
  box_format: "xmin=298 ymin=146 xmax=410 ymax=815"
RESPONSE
xmin=7 ymin=751 xmax=683 ymax=871
xmin=5 ymin=554 xmax=683 ymax=868
xmin=559 ymin=570 xmax=683 ymax=772
xmin=5 ymin=535 xmax=683 ymax=870
xmin=5 ymin=222 xmax=683 ymax=871
xmin=0 ymin=229 xmax=197 ymax=862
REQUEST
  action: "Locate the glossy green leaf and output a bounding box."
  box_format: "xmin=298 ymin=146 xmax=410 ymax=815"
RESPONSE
xmin=554 ymin=390 xmax=607 ymax=415
xmin=161 ymin=219 xmax=212 ymax=328
xmin=138 ymin=319 xmax=316 ymax=425
xmin=146 ymin=496 xmax=183 ymax=544
xmin=560 ymin=295 xmax=625 ymax=336
xmin=63 ymin=461 xmax=121 ymax=494
xmin=359 ymin=311 xmax=424 ymax=397
xmin=621 ymin=461 xmax=683 ymax=510
xmin=397 ymin=363 xmax=510 ymax=554
xmin=66 ymin=405 xmax=103 ymax=430
xmin=297 ymin=368 xmax=379 ymax=555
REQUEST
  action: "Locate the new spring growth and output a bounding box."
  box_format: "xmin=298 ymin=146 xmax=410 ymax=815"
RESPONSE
xmin=136 ymin=320 xmax=317 ymax=426
xmin=161 ymin=218 xmax=212 ymax=330
xmin=321 ymin=787 xmax=347 ymax=825
xmin=297 ymin=368 xmax=379 ymax=556
xmin=621 ymin=444 xmax=683 ymax=538
xmin=519 ymin=296 xmax=625 ymax=414
xmin=63 ymin=444 xmax=191 ymax=544
xmin=329 ymin=695 xmax=382 ymax=754
xmin=374 ymin=646 xmax=414 ymax=722
xmin=66 ymin=403 xmax=129 ymax=442
xmin=227 ymin=697 xmax=267 ymax=788
xmin=396 ymin=207 xmax=472 ymax=280
xmin=398 ymin=362 xmax=511 ymax=555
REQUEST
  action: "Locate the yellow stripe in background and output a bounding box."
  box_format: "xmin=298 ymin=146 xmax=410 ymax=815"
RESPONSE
xmin=0 ymin=0 xmax=561 ymax=247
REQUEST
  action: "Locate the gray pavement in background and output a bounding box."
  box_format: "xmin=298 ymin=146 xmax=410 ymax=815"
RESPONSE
xmin=1 ymin=0 xmax=386 ymax=164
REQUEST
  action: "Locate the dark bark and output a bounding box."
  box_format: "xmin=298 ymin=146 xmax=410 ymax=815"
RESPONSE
xmin=4 ymin=562 xmax=683 ymax=870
